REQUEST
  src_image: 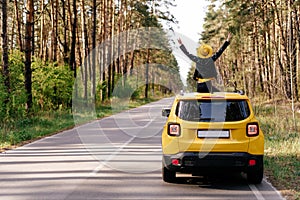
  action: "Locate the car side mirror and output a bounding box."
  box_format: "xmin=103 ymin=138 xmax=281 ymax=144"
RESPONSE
xmin=162 ymin=108 xmax=171 ymax=117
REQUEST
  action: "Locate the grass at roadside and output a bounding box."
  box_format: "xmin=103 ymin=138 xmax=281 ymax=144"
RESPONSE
xmin=254 ymin=103 xmax=300 ymax=200
xmin=0 ymin=97 xmax=159 ymax=151
xmin=0 ymin=110 xmax=75 ymax=150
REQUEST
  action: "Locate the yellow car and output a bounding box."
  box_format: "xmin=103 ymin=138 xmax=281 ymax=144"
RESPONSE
xmin=161 ymin=92 xmax=264 ymax=184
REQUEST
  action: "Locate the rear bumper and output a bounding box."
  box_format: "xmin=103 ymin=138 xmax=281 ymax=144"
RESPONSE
xmin=163 ymin=152 xmax=263 ymax=175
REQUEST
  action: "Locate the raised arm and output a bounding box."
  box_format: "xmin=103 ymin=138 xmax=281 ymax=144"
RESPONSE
xmin=178 ymin=38 xmax=201 ymax=63
xmin=211 ymin=33 xmax=232 ymax=61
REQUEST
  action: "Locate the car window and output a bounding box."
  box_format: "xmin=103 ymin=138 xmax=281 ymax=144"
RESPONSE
xmin=176 ymin=99 xmax=250 ymax=122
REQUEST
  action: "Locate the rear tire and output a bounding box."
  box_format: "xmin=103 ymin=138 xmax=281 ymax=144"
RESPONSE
xmin=247 ymin=165 xmax=263 ymax=184
xmin=162 ymin=166 xmax=176 ymax=183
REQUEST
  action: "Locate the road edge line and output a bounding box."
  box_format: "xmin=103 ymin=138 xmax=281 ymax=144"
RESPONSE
xmin=249 ymin=183 xmax=265 ymax=200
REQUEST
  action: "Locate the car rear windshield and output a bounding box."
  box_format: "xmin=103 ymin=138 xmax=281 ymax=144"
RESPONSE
xmin=176 ymin=99 xmax=250 ymax=122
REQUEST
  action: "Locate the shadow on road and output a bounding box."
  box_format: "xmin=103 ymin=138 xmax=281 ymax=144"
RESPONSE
xmin=169 ymin=173 xmax=250 ymax=190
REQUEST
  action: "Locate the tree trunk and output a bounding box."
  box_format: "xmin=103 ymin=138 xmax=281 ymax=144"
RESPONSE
xmin=291 ymin=4 xmax=298 ymax=101
xmin=90 ymin=0 xmax=97 ymax=99
xmin=50 ymin=0 xmax=58 ymax=61
xmin=14 ymin=0 xmax=23 ymax=52
xmin=61 ymin=0 xmax=69 ymax=64
xmin=145 ymin=49 xmax=150 ymax=99
xmin=24 ymin=0 xmax=34 ymax=111
xmin=101 ymin=0 xmax=107 ymax=101
xmin=107 ymin=0 xmax=113 ymax=99
xmin=80 ymin=0 xmax=88 ymax=100
xmin=69 ymin=0 xmax=77 ymax=77
xmin=2 ymin=0 xmax=10 ymax=99
xmin=39 ymin=0 xmax=45 ymax=60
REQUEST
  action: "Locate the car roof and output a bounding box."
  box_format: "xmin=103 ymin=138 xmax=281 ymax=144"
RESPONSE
xmin=175 ymin=92 xmax=249 ymax=101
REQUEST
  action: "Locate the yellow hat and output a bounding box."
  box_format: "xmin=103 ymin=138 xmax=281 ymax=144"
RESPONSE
xmin=197 ymin=44 xmax=213 ymax=58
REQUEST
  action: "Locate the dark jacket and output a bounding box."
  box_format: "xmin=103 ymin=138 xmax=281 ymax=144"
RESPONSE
xmin=179 ymin=41 xmax=230 ymax=80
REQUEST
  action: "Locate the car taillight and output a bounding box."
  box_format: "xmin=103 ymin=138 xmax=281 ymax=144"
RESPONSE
xmin=249 ymin=159 xmax=256 ymax=166
xmin=168 ymin=124 xmax=180 ymax=136
xmin=171 ymin=158 xmax=181 ymax=166
xmin=247 ymin=123 xmax=259 ymax=137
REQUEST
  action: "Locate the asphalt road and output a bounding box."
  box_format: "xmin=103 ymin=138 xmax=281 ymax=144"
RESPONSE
xmin=0 ymin=98 xmax=285 ymax=200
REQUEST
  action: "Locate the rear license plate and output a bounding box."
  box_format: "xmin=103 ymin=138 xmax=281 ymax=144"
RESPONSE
xmin=197 ymin=130 xmax=230 ymax=138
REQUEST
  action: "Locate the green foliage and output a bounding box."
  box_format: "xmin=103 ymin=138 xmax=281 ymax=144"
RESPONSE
xmin=131 ymin=1 xmax=161 ymax=28
xmin=0 ymin=51 xmax=27 ymax=120
xmin=0 ymin=51 xmax=76 ymax=149
xmin=95 ymin=80 xmax=107 ymax=102
xmin=114 ymin=82 xmax=137 ymax=99
xmin=0 ymin=51 xmax=75 ymax=120
xmin=32 ymin=60 xmax=74 ymax=110
xmin=9 ymin=51 xmax=27 ymax=115
xmin=0 ymin=75 xmax=7 ymax=120
xmin=111 ymin=72 xmax=142 ymax=100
